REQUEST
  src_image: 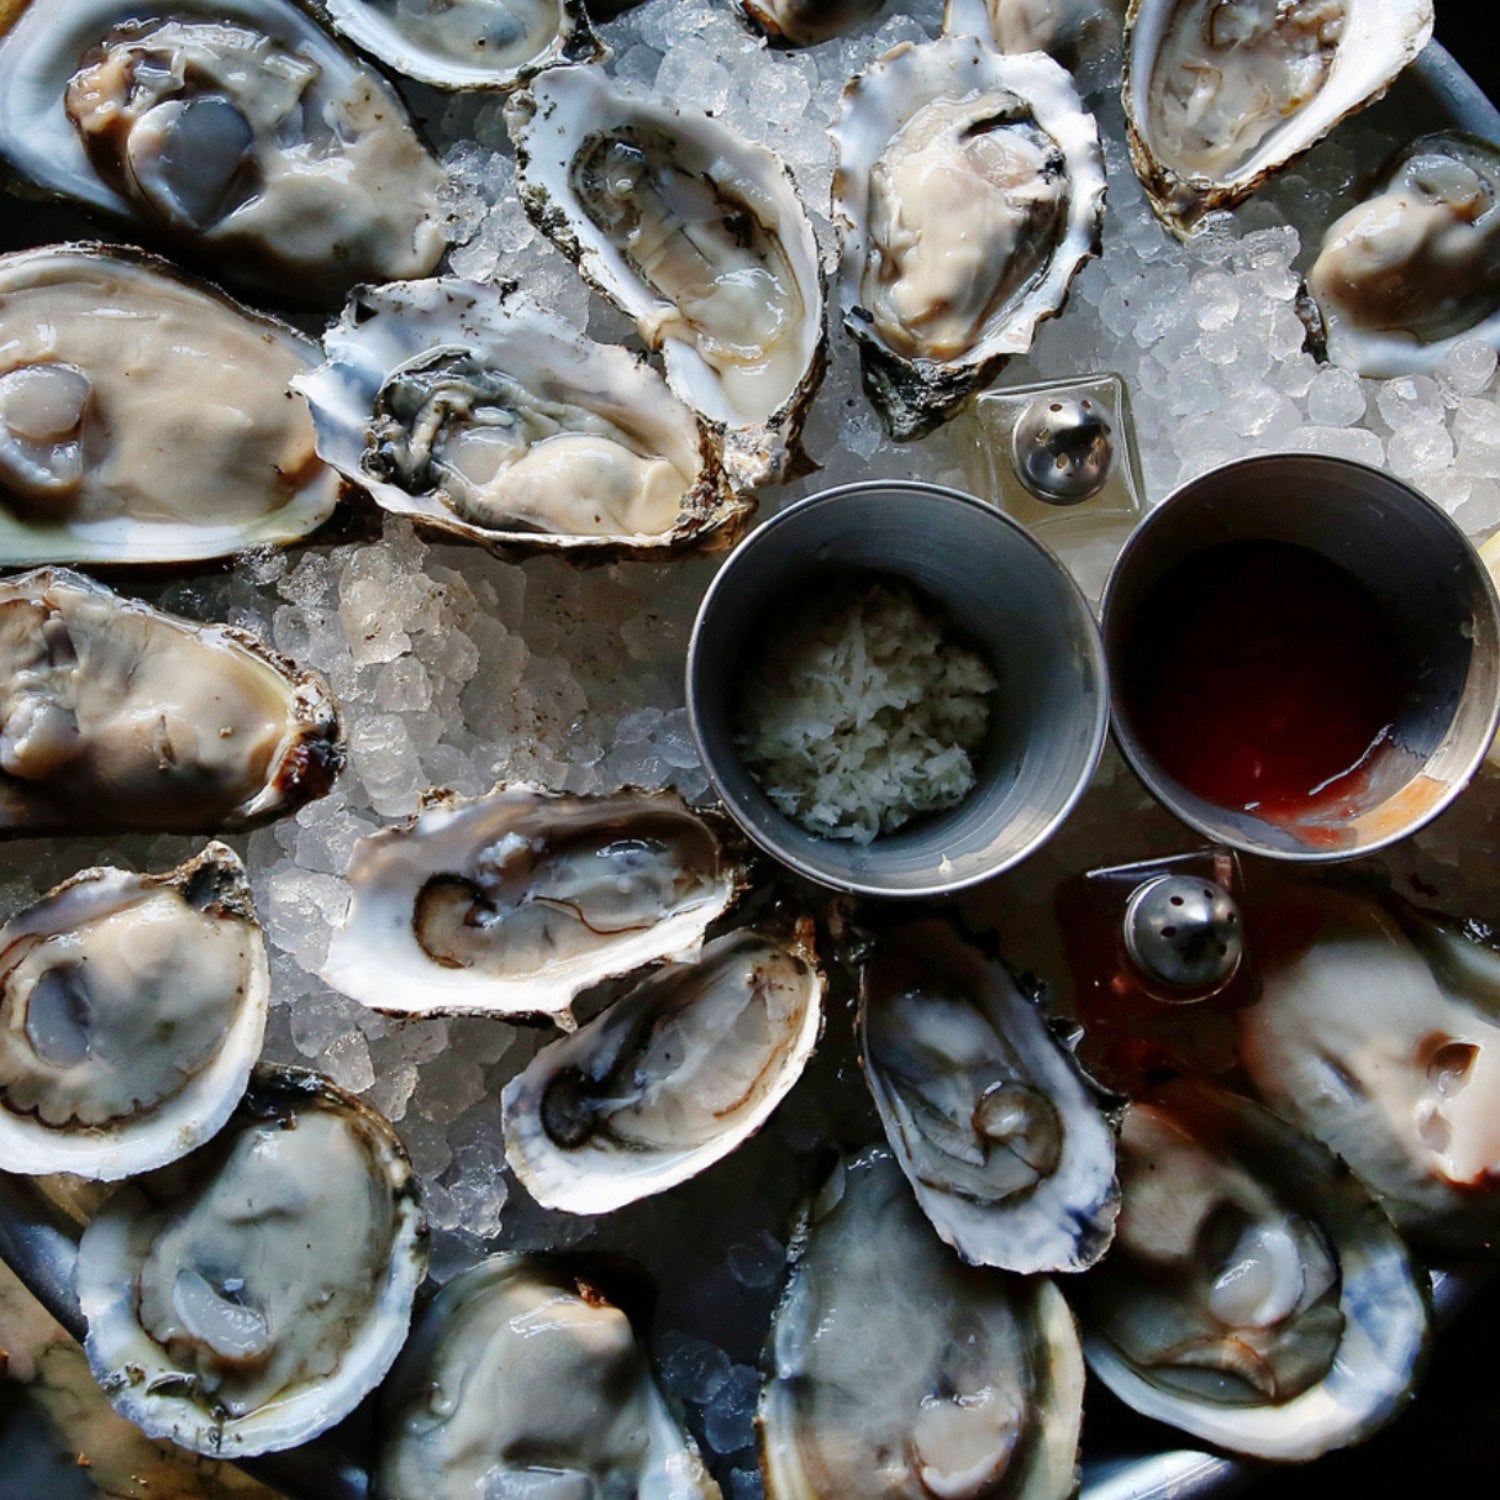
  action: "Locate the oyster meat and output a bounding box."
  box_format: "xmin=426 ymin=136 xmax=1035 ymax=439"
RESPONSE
xmin=507 ymin=65 xmax=826 ymax=489
xmin=759 ymin=1147 xmax=1085 ymax=1500
xmin=377 ymin=1254 xmax=719 ymax=1500
xmin=1306 ymin=132 xmax=1500 ymax=377
xmin=1073 ymin=1080 xmax=1429 ymax=1461
xmin=325 ymin=786 xmax=746 ymax=1025
xmin=858 ymin=919 xmax=1119 ymax=1274
xmin=503 ymin=920 xmax=824 ymax=1214
xmin=0 ymin=243 xmax=339 ymax=566
xmin=0 ymin=0 xmax=447 ymax=304
xmin=0 ymin=844 xmax=267 ymax=1180
xmin=317 ymin=0 xmax=603 ymax=90
xmin=296 ymin=279 xmax=750 ymax=556
xmin=737 ymin=0 xmax=886 ymax=48
xmin=1124 ymin=0 xmax=1434 ymax=235
xmin=0 ymin=568 xmax=343 ymax=836
xmin=1240 ymin=886 xmax=1500 ymax=1251
xmin=833 ymin=26 xmax=1105 ymax=439
xmin=75 ymin=1065 xmax=428 ymax=1457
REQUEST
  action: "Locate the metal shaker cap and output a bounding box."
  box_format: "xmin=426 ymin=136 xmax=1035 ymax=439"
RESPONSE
xmin=1123 ymin=873 xmax=1243 ymax=995
xmin=1011 ymin=393 xmax=1114 ymax=505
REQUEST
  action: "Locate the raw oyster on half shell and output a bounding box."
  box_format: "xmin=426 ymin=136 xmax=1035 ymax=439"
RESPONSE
xmin=507 ymin=64 xmax=826 ymax=489
xmin=833 ymin=20 xmax=1105 ymax=439
xmin=325 ymin=785 xmax=747 ymax=1026
xmin=296 ymin=278 xmax=750 ymax=557
xmin=0 ymin=568 xmax=342 ymax=836
xmin=0 ymin=843 xmax=267 ymax=1180
xmin=0 ymin=243 xmax=339 ymax=566
xmin=377 ymin=1254 xmax=719 ymax=1499
xmin=969 ymin=0 xmax=1118 ymax=70
xmin=503 ymin=917 xmax=824 ymax=1214
xmin=737 ymin=0 xmax=886 ymax=48
xmin=75 ymin=1065 xmax=428 ymax=1458
xmin=1123 ymin=0 xmax=1434 ymax=236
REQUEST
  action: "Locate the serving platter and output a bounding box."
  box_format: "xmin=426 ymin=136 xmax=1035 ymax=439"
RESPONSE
xmin=0 ymin=2 xmax=1497 ymax=1498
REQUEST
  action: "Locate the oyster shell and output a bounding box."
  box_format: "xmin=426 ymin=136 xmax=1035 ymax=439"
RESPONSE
xmin=296 ymin=278 xmax=751 ymax=557
xmin=1072 ymin=1079 xmax=1429 ymax=1461
xmin=858 ymin=919 xmax=1119 ymax=1274
xmin=75 ymin=1064 xmax=428 ymax=1457
xmin=737 ymin=0 xmax=886 ymax=48
xmin=832 ymin=25 xmax=1105 ymax=439
xmin=325 ymin=785 xmax=748 ymax=1026
xmin=1123 ymin=0 xmax=1434 ymax=236
xmin=972 ymin=0 xmax=1118 ymax=68
xmin=507 ymin=65 xmax=826 ymax=489
xmin=0 ymin=568 xmax=342 ymax=836
xmin=0 ymin=844 xmax=267 ymax=1180
xmin=0 ymin=0 xmax=447 ymax=304
xmin=1240 ymin=885 xmax=1500 ymax=1251
xmin=376 ymin=1254 xmax=719 ymax=1500
xmin=0 ymin=243 xmax=339 ymax=567
xmin=316 ymin=0 xmax=604 ymax=91
xmin=759 ymin=1147 xmax=1085 ymax=1500
xmin=1306 ymin=132 xmax=1500 ymax=377
xmin=503 ymin=918 xmax=824 ymax=1214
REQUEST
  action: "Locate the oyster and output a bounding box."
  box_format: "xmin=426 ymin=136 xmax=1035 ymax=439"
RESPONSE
xmin=737 ymin=0 xmax=886 ymax=48
xmin=1072 ymin=1080 xmax=1429 ymax=1461
xmin=317 ymin=0 xmax=603 ymax=90
xmin=296 ymin=279 xmax=750 ymax=557
xmin=759 ymin=1147 xmax=1085 ymax=1500
xmin=377 ymin=1254 xmax=719 ymax=1500
xmin=858 ymin=919 xmax=1118 ymax=1274
xmin=0 ymin=244 xmax=339 ymax=567
xmin=1123 ymin=0 xmax=1434 ymax=236
xmin=1306 ymin=132 xmax=1500 ymax=377
xmin=507 ymin=65 xmax=826 ymax=489
xmin=325 ymin=786 xmax=747 ymax=1026
xmin=971 ymin=0 xmax=1117 ymax=68
xmin=832 ymin=26 xmax=1105 ymax=439
xmin=1240 ymin=886 xmax=1500 ymax=1251
xmin=0 ymin=844 xmax=267 ymax=1180
xmin=75 ymin=1065 xmax=428 ymax=1457
xmin=0 ymin=569 xmax=341 ymax=836
xmin=0 ymin=0 xmax=446 ymax=304
xmin=503 ymin=919 xmax=824 ymax=1214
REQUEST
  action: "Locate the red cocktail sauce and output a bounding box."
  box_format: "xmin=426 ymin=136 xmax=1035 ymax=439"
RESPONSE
xmin=1121 ymin=540 xmax=1405 ymax=823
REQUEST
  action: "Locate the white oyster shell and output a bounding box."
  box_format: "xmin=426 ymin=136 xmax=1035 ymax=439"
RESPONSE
xmin=1123 ymin=0 xmax=1434 ymax=236
xmin=0 ymin=243 xmax=339 ymax=566
xmin=75 ymin=1065 xmax=428 ymax=1458
xmin=316 ymin=0 xmax=604 ymax=90
xmin=295 ymin=278 xmax=751 ymax=557
xmin=737 ymin=0 xmax=886 ymax=48
xmin=0 ymin=568 xmax=343 ymax=836
xmin=503 ymin=919 xmax=824 ymax=1214
xmin=376 ymin=1255 xmax=720 ymax=1500
xmin=858 ymin=919 xmax=1119 ymax=1274
xmin=832 ymin=24 xmax=1105 ymax=439
xmin=0 ymin=844 xmax=267 ymax=1180
xmin=0 ymin=0 xmax=447 ymax=304
xmin=324 ymin=785 xmax=747 ymax=1026
xmin=506 ymin=65 xmax=826 ymax=490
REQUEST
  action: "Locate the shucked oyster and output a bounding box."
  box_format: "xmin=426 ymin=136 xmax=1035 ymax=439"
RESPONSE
xmin=737 ymin=0 xmax=886 ymax=48
xmin=0 ymin=844 xmax=267 ymax=1180
xmin=504 ymin=919 xmax=824 ymax=1214
xmin=976 ymin=0 xmax=1118 ymax=69
xmin=317 ymin=0 xmax=603 ymax=91
xmin=297 ymin=279 xmax=750 ymax=557
xmin=1306 ymin=132 xmax=1500 ymax=377
xmin=833 ymin=18 xmax=1105 ymax=439
xmin=76 ymin=1065 xmax=428 ymax=1457
xmin=507 ymin=65 xmax=826 ymax=490
xmin=759 ymin=1148 xmax=1085 ymax=1500
xmin=325 ymin=786 xmax=747 ymax=1026
xmin=1123 ymin=0 xmax=1434 ymax=236
xmin=0 ymin=0 xmax=446 ymax=304
xmin=1073 ymin=1080 xmax=1429 ymax=1461
xmin=858 ymin=919 xmax=1118 ymax=1274
xmin=0 ymin=244 xmax=339 ymax=567
xmin=377 ymin=1255 xmax=719 ymax=1500
xmin=0 ymin=569 xmax=342 ymax=836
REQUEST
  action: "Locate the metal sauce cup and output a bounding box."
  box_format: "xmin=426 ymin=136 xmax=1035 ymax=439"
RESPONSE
xmin=686 ymin=480 xmax=1109 ymax=897
xmin=1103 ymin=454 xmax=1500 ymax=862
